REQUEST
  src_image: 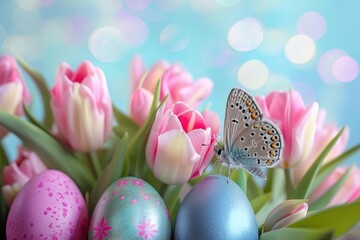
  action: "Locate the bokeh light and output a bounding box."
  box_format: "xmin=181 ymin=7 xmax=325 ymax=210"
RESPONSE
xmin=12 ymin=7 xmax=41 ymax=32
xmin=332 ymin=56 xmax=359 ymax=83
xmin=228 ymin=18 xmax=264 ymax=52
xmin=88 ymin=26 xmax=127 ymax=62
xmin=258 ymin=28 xmax=288 ymax=56
xmin=94 ymin=0 xmax=122 ymax=14
xmin=160 ymin=24 xmax=190 ymax=52
xmin=285 ymin=34 xmax=316 ymax=64
xmin=317 ymin=49 xmax=347 ymax=84
xmin=154 ymin=0 xmax=182 ymax=11
xmin=117 ymin=16 xmax=148 ymax=47
xmin=237 ymin=60 xmax=269 ymax=90
xmin=124 ymin=0 xmax=151 ymax=11
xmin=2 ymin=35 xmax=42 ymax=60
xmin=296 ymin=11 xmax=327 ymax=40
xmin=16 ymin=0 xmax=40 ymax=11
xmin=189 ymin=0 xmax=221 ymax=13
xmin=215 ymin=0 xmax=242 ymax=8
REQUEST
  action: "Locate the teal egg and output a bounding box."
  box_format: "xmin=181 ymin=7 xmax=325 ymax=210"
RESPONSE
xmin=174 ymin=175 xmax=258 ymax=240
xmin=88 ymin=177 xmax=171 ymax=239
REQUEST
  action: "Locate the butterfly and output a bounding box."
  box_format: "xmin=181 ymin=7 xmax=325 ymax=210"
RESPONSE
xmin=214 ymin=88 xmax=284 ymax=180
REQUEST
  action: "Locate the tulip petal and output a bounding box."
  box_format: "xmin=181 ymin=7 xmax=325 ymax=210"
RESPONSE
xmin=288 ymin=102 xmax=319 ymax=167
xmin=130 ymin=88 xmax=154 ymax=126
xmin=187 ymin=128 xmax=214 ymax=178
xmin=178 ymin=78 xmax=213 ymax=107
xmin=153 ymin=130 xmax=200 ymax=184
xmin=65 ymin=83 xmax=105 ymax=151
xmin=0 ymin=82 xmax=22 ymax=114
xmin=264 ymin=199 xmax=308 ymax=232
xmin=130 ymin=55 xmax=145 ymax=90
xmin=202 ymin=110 xmax=221 ymax=136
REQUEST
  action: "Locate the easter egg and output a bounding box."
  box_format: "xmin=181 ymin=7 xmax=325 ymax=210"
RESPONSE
xmin=88 ymin=177 xmax=171 ymax=239
xmin=6 ymin=169 xmax=88 ymax=239
xmin=174 ymin=175 xmax=258 ymax=240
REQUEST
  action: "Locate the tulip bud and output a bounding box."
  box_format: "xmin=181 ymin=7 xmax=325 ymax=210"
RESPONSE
xmin=50 ymin=61 xmax=113 ymax=152
xmin=2 ymin=148 xmax=47 ymax=206
xmin=130 ymin=88 xmax=154 ymax=126
xmin=264 ymin=199 xmax=308 ymax=232
xmin=146 ymin=102 xmax=220 ymax=184
xmin=0 ymin=55 xmax=31 ymax=138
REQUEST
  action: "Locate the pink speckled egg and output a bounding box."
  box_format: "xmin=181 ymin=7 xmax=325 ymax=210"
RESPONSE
xmin=6 ymin=169 xmax=88 ymax=239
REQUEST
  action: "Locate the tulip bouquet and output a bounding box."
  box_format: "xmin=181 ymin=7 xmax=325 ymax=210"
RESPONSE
xmin=0 ymin=55 xmax=360 ymax=239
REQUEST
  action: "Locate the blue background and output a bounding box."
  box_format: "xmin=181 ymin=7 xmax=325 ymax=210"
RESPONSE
xmin=0 ymin=0 xmax=359 ymax=163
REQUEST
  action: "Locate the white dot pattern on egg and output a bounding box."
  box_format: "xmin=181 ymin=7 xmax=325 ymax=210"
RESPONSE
xmin=88 ymin=177 xmax=171 ymax=240
xmin=6 ymin=170 xmax=88 ymax=240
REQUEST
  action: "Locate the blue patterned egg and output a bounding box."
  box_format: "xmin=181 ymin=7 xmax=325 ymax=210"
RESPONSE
xmin=174 ymin=175 xmax=258 ymax=240
xmin=88 ymin=177 xmax=171 ymax=240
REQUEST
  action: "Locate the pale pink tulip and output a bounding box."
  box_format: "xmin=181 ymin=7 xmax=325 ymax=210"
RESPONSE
xmin=256 ymin=91 xmax=319 ymax=168
xmin=130 ymin=88 xmax=153 ymax=126
xmin=2 ymin=148 xmax=47 ymax=206
xmin=51 ymin=61 xmax=113 ymax=152
xmin=146 ymin=102 xmax=220 ymax=184
xmin=130 ymin=56 xmax=213 ymax=125
xmin=0 ymin=56 xmax=31 ymax=138
xmin=293 ymin=110 xmax=349 ymax=182
xmin=264 ymin=199 xmax=308 ymax=232
xmin=310 ymin=166 xmax=360 ymax=207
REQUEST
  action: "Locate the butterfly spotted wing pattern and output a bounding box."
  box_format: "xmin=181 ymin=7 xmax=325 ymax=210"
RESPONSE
xmin=222 ymin=88 xmax=283 ymax=179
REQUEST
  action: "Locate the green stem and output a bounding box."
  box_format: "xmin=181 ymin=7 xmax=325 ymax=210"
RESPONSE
xmin=284 ymin=168 xmax=294 ymax=198
xmin=89 ymin=152 xmax=101 ymax=178
xmin=0 ymin=142 xmax=9 ymax=169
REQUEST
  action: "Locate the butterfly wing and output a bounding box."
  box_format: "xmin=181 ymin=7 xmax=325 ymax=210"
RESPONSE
xmin=224 ymin=88 xmax=262 ymax=152
xmin=224 ymin=88 xmax=283 ymax=178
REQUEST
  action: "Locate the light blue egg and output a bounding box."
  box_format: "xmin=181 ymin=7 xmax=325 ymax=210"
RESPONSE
xmin=88 ymin=177 xmax=171 ymax=239
xmin=174 ymin=175 xmax=258 ymax=240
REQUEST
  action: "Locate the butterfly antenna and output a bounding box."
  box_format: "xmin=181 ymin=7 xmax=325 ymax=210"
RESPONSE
xmin=201 ymin=135 xmax=221 ymax=147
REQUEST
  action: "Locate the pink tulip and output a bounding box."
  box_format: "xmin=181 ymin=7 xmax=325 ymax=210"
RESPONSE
xmin=146 ymin=102 xmax=220 ymax=184
xmin=51 ymin=61 xmax=113 ymax=152
xmin=2 ymin=148 xmax=47 ymax=206
xmin=264 ymin=199 xmax=308 ymax=232
xmin=292 ymin=110 xmax=349 ymax=182
xmin=256 ymin=91 xmax=319 ymax=168
xmin=0 ymin=56 xmax=31 ymax=138
xmin=310 ymin=166 xmax=360 ymax=207
xmin=130 ymin=88 xmax=153 ymax=126
xmin=130 ymin=56 xmax=213 ymax=125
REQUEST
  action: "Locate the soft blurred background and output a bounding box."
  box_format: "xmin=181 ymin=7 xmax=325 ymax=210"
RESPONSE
xmin=0 ymin=0 xmax=359 ymax=163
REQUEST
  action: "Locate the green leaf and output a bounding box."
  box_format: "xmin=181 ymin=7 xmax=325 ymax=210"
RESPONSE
xmin=16 ymin=57 xmax=53 ymax=129
xmin=0 ymin=142 xmax=8 ymax=172
xmin=246 ymin=176 xmax=264 ymax=200
xmin=317 ymin=143 xmax=360 ymax=184
xmin=0 ymin=111 xmax=95 ymax=192
xmin=260 ymin=227 xmax=333 ymax=240
xmin=127 ymin=80 xmax=166 ymax=176
xmin=251 ymin=193 xmax=272 ymax=214
xmin=290 ymin=199 xmax=360 ymax=237
xmin=309 ymin=166 xmax=352 ymax=211
xmin=0 ymin=143 xmax=8 ymax=239
xmin=89 ymin=134 xmax=129 ymax=211
xmin=113 ymin=105 xmax=139 ymax=138
xmin=163 ymin=184 xmax=183 ymax=226
xmin=23 ymin=104 xmax=50 ymax=135
xmin=290 ymin=127 xmax=345 ymax=199
xmin=231 ymin=168 xmax=247 ymax=193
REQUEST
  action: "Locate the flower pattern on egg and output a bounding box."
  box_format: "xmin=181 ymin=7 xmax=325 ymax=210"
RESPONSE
xmin=137 ymin=219 xmax=158 ymax=240
xmin=93 ymin=217 xmax=112 ymax=240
